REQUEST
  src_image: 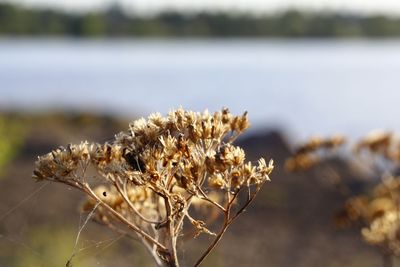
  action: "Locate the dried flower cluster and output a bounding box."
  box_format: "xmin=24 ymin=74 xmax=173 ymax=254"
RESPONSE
xmin=354 ymin=131 xmax=400 ymax=168
xmin=33 ymin=108 xmax=273 ymax=267
xmin=287 ymin=131 xmax=400 ymax=264
xmin=285 ymin=135 xmax=345 ymax=172
xmin=338 ymin=177 xmax=400 ymax=256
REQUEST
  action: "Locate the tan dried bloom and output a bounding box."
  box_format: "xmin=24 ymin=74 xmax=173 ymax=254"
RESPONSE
xmin=33 ymin=108 xmax=273 ymax=267
xmin=285 ymin=135 xmax=346 ymax=172
xmin=353 ymin=130 xmax=400 ymax=167
xmin=285 ymin=153 xmax=318 ymax=172
xmin=336 ymin=176 xmax=400 ymax=256
xmin=208 ymin=173 xmax=226 ymax=189
xmin=289 ymin=132 xmax=400 ymax=260
xmin=362 ymin=211 xmax=400 ymax=256
xmin=355 ymin=131 xmax=392 ymax=154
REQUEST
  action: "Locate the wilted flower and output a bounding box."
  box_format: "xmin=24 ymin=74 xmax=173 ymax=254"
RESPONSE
xmin=335 ymin=176 xmax=400 ymax=257
xmin=285 ymin=135 xmax=345 ymax=172
xmin=33 ymin=108 xmax=273 ymax=267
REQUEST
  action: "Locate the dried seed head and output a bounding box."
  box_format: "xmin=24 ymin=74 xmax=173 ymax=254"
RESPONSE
xmin=285 ymin=135 xmax=346 ymax=172
xmin=33 ymin=108 xmax=273 ymax=263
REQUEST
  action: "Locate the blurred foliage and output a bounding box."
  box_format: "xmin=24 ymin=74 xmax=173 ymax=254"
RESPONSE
xmin=12 ymin=226 xmax=81 ymax=267
xmin=2 ymin=3 xmax=400 ymax=37
xmin=10 ymin=226 xmax=109 ymax=267
xmin=5 ymin=224 xmax=154 ymax=267
xmin=0 ymin=116 xmax=26 ymax=177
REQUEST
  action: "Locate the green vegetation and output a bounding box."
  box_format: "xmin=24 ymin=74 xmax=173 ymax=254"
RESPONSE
xmin=0 ymin=116 xmax=25 ymax=177
xmin=11 ymin=225 xmax=150 ymax=267
xmin=2 ymin=3 xmax=400 ymax=37
xmin=12 ymin=226 xmax=83 ymax=267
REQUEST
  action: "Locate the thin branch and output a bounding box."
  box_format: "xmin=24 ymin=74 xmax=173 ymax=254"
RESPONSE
xmin=196 ymin=185 xmax=226 ymax=212
xmin=82 ymin=184 xmax=168 ymax=252
xmin=193 ymin=207 xmax=230 ymax=267
xmin=228 ymin=186 xmax=261 ymax=224
xmin=138 ymin=232 xmax=166 ymax=267
xmin=193 ymin=184 xmax=263 ymax=267
xmin=163 ymin=194 xmax=180 ymax=267
xmin=174 ymin=195 xmax=194 ymax=235
xmin=66 ymin=202 xmax=100 ymax=267
xmin=114 ymin=180 xmax=166 ymax=225
xmin=102 ymin=219 xmax=166 ymax=267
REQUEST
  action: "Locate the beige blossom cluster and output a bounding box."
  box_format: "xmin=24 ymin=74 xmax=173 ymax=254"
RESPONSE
xmin=285 ymin=135 xmax=345 ymax=172
xmin=354 ymin=131 xmax=400 ymax=167
xmin=341 ymin=131 xmax=400 ymax=254
xmin=33 ymin=108 xmax=273 ymax=267
xmin=337 ymin=177 xmax=400 ymax=256
xmin=286 ymin=132 xmax=400 ymax=262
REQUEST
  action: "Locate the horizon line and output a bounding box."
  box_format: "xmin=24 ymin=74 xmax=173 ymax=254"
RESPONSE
xmin=3 ymin=0 xmax=400 ymax=17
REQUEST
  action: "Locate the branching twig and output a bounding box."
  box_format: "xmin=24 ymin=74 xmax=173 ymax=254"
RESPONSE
xmin=33 ymin=108 xmax=272 ymax=267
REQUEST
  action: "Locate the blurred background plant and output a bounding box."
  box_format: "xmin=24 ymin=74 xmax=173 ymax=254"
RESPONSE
xmin=0 ymin=115 xmax=26 ymax=177
xmin=286 ymin=132 xmax=400 ymax=267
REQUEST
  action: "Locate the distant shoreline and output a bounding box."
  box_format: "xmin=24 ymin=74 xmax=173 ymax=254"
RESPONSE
xmin=2 ymin=3 xmax=400 ymax=38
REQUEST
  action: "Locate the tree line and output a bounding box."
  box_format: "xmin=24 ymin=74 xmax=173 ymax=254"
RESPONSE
xmin=1 ymin=3 xmax=400 ymax=37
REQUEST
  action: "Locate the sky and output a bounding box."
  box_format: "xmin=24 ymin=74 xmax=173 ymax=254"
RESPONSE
xmin=6 ymin=0 xmax=400 ymax=15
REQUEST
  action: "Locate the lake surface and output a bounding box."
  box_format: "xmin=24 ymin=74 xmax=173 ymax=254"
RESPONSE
xmin=1 ymin=38 xmax=400 ymax=139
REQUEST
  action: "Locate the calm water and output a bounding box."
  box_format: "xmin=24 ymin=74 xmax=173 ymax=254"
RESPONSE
xmin=1 ymin=38 xmax=400 ymax=139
